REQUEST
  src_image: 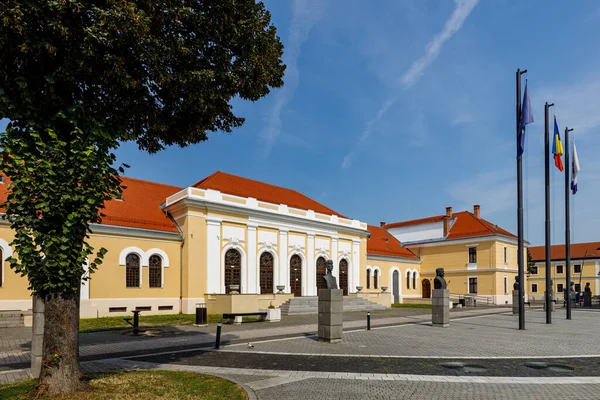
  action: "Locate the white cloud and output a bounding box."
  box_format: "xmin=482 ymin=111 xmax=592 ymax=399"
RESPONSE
xmin=400 ymin=0 xmax=479 ymax=88
xmin=262 ymin=0 xmax=325 ymax=156
xmin=342 ymin=0 xmax=479 ymax=169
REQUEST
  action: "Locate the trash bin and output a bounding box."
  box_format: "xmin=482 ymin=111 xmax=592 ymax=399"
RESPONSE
xmin=464 ymin=296 xmax=474 ymax=307
xmin=195 ymin=303 xmax=207 ymax=325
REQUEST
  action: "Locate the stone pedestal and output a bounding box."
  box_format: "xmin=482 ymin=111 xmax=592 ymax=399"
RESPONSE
xmin=318 ymin=289 xmax=343 ymax=343
xmin=31 ymin=296 xmax=44 ymax=378
xmin=432 ymin=289 xmax=449 ymax=327
xmin=543 ymin=292 xmax=555 ymax=311
xmin=584 ymin=292 xmax=592 ymax=307
xmin=512 ymin=290 xmax=519 ymax=315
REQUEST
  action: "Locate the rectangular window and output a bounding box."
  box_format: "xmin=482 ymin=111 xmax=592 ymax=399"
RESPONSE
xmin=468 ymin=277 xmax=477 ymax=294
xmin=504 ymin=247 xmax=508 ymax=264
xmin=468 ymin=247 xmax=477 ymax=264
xmin=557 ymin=283 xmax=564 ymax=293
xmin=556 ymin=265 xmax=564 ymax=274
xmin=531 ymin=284 xmax=538 ymax=293
xmin=575 ymin=283 xmax=581 ymax=292
xmin=504 ymin=276 xmax=508 ymax=294
xmin=530 ymin=266 xmax=538 ymax=275
xmin=574 ymin=264 xmax=582 ymax=274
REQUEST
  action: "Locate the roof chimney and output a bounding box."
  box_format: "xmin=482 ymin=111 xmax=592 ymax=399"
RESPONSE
xmin=443 ymin=206 xmax=452 ymax=237
xmin=446 ymin=206 xmax=452 ymax=218
xmin=380 ymin=221 xmax=386 ymax=227
xmin=474 ymin=204 xmax=481 ymax=218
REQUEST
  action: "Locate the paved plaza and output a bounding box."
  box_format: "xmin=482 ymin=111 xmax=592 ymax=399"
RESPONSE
xmin=3 ymin=307 xmax=600 ymax=399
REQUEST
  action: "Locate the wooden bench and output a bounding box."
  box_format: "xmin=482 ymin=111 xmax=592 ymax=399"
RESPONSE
xmin=222 ymin=312 xmax=267 ymax=325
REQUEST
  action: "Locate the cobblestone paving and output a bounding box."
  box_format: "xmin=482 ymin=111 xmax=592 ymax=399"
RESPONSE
xmin=0 ymin=307 xmax=505 ymax=368
xmin=223 ymin=309 xmax=600 ymax=358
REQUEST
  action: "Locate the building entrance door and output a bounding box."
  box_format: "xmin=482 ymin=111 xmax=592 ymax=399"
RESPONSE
xmin=339 ymin=259 xmax=348 ymax=295
xmin=422 ymin=279 xmax=431 ymax=298
xmin=290 ymin=254 xmax=302 ymax=297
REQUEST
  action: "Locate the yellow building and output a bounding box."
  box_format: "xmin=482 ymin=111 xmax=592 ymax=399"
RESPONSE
xmin=0 ymin=171 xmax=521 ymax=316
xmin=527 ymin=242 xmax=600 ymax=300
xmin=383 ymin=206 xmax=520 ymax=305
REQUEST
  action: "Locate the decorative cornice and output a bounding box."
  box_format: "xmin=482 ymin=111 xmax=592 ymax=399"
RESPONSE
xmin=89 ymin=224 xmax=182 ymax=242
xmin=366 ymin=253 xmax=421 ymax=264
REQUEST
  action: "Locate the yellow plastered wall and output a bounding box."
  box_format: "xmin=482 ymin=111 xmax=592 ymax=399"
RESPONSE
xmin=0 ymin=226 xmax=29 ymax=301
xmin=364 ymin=256 xmax=421 ymax=298
xmin=418 ymin=242 xmax=495 ymax=272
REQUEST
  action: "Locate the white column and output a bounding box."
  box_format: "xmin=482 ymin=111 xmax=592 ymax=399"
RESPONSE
xmin=247 ymin=224 xmax=258 ymax=294
xmin=80 ymin=258 xmax=90 ymax=300
xmin=351 ymin=239 xmax=361 ymax=294
xmin=279 ymin=230 xmax=288 ymax=291
xmin=331 ymin=236 xmax=339 ymax=278
xmin=593 ymin=261 xmax=600 ymax=296
xmin=307 ymin=234 xmax=315 ymax=296
xmin=206 ymin=218 xmax=221 ymax=293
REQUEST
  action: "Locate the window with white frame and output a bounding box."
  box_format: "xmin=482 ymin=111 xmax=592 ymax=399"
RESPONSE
xmin=556 ymin=265 xmax=564 ymax=274
xmin=148 ymin=254 xmax=162 ymax=288
xmin=504 ymin=276 xmax=508 ymax=294
xmin=406 ymin=270 xmax=411 ymax=289
xmin=574 ymin=264 xmax=582 ymax=274
xmin=557 ymin=283 xmax=564 ymax=293
xmin=531 ymin=283 xmax=538 ymax=293
xmin=126 ymin=253 xmax=141 ymax=288
xmin=366 ymin=269 xmax=371 ymax=289
xmin=412 ymin=271 xmax=416 ymax=290
xmin=468 ymin=277 xmax=477 ymax=294
xmin=468 ymin=247 xmax=477 ymax=264
xmin=504 ymin=247 xmax=508 ymax=264
xmin=374 ymin=269 xmax=379 ymax=289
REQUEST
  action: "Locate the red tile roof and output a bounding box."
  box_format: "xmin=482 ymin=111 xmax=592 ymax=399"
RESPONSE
xmin=367 ymin=225 xmax=418 ymax=259
xmin=529 ymin=242 xmax=600 ymax=262
xmin=385 ymin=211 xmax=516 ymax=241
xmin=100 ymin=177 xmax=181 ymax=233
xmin=193 ymin=171 xmax=345 ymax=217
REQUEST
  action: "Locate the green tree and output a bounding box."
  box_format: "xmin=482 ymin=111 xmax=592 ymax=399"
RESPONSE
xmin=527 ymin=249 xmax=536 ymax=275
xmin=0 ymin=1 xmax=284 ymax=395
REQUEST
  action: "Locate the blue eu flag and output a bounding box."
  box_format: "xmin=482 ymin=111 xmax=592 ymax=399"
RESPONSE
xmin=517 ymin=81 xmax=533 ymax=159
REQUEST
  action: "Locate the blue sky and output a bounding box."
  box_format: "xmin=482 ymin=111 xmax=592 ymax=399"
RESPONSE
xmin=3 ymin=0 xmax=600 ymax=246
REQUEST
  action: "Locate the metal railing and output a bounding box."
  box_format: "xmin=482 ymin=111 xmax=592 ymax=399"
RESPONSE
xmin=449 ymin=293 xmax=493 ymax=307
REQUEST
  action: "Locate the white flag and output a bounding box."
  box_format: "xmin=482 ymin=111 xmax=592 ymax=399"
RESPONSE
xmin=571 ymin=142 xmax=580 ymax=195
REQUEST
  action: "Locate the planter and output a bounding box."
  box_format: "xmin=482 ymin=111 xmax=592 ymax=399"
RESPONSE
xmin=381 ymin=286 xmax=388 ymax=292
xmin=356 ymin=286 xmax=363 ymax=293
xmin=229 ymin=284 xmax=240 ymax=294
xmin=276 ymin=285 xmax=285 ymax=294
xmin=259 ymin=307 xmax=281 ymax=322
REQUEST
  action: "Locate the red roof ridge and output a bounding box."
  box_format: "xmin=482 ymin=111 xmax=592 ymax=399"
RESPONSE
xmin=121 ymin=175 xmax=182 ymax=191
xmin=190 ymin=170 xmax=222 ymax=189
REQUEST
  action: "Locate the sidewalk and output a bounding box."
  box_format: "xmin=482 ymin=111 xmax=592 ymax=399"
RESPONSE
xmin=0 ymin=307 xmax=508 ymax=372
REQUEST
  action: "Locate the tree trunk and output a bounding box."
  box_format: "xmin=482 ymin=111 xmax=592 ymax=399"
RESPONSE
xmin=35 ymin=290 xmax=86 ymax=396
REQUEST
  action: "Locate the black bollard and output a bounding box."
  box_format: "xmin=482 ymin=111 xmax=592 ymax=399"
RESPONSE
xmin=215 ymin=322 xmax=222 ymax=349
xmin=132 ymin=310 xmax=140 ymax=335
xmin=367 ymin=312 xmax=371 ymax=330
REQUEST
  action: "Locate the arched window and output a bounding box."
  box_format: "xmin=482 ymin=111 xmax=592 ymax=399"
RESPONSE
xmin=406 ymin=270 xmax=411 ymax=289
xmin=412 ymin=271 xmax=417 ymax=291
xmin=149 ymin=255 xmax=162 ymax=288
xmin=260 ymin=252 xmax=274 ymax=294
xmin=366 ymin=269 xmax=371 ymax=289
xmin=316 ymin=256 xmax=327 ymax=290
xmin=374 ymin=269 xmax=379 ymax=289
xmin=126 ymin=253 xmax=140 ymax=288
xmin=339 ymin=259 xmax=348 ymax=295
xmin=224 ymin=249 xmax=241 ymax=294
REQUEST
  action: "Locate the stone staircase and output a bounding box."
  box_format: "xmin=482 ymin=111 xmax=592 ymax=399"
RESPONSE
xmin=0 ymin=310 xmax=32 ymax=328
xmin=280 ymin=296 xmax=387 ymax=315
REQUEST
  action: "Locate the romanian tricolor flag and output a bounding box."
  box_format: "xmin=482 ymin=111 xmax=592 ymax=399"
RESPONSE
xmin=552 ymin=116 xmax=564 ymax=171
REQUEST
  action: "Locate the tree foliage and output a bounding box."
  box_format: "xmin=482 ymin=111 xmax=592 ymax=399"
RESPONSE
xmin=0 ymin=0 xmax=284 ymax=394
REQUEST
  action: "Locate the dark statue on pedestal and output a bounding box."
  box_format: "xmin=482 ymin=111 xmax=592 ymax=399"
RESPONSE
xmin=585 ymin=282 xmax=591 ymax=293
xmin=323 ymin=260 xmax=338 ymax=290
xmin=513 ymin=276 xmax=519 ymax=291
xmin=434 ymin=268 xmax=446 ymax=290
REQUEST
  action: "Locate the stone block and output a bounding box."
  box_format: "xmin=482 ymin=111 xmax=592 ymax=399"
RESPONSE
xmin=432 ymin=289 xmax=449 ymax=299
xmin=33 ymin=296 xmax=44 ymax=313
xmin=432 ymin=305 xmax=449 ymax=327
xmin=584 ymin=292 xmax=592 ymax=307
xmin=33 ymin=312 xmax=44 ymax=335
xmin=431 ymin=296 xmax=449 ymax=306
xmin=233 ymin=316 xmax=242 ymax=325
xmin=512 ymin=290 xmax=519 ymax=315
xmin=31 ymin=356 xmax=42 ymax=379
xmin=318 ymin=324 xmax=343 ymax=342
xmin=23 ymin=315 xmax=32 ymax=327
xmin=318 ymin=289 xmax=343 ymax=302
xmin=319 ymin=312 xmax=343 ymax=326
xmin=31 ymin=334 xmax=44 ymax=357
xmin=318 ymin=300 xmax=343 ymax=313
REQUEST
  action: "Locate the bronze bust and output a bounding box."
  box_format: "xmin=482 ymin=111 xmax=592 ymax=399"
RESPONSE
xmin=585 ymin=282 xmax=591 ymax=293
xmin=323 ymin=260 xmax=338 ymax=290
xmin=434 ymin=268 xmax=446 ymax=290
xmin=513 ymin=276 xmax=519 ymax=291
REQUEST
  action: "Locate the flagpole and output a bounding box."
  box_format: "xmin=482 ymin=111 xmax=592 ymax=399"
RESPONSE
xmin=565 ymin=127 xmax=573 ymax=320
xmin=516 ymin=69 xmax=527 ymax=330
xmin=544 ymin=102 xmax=554 ymax=324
